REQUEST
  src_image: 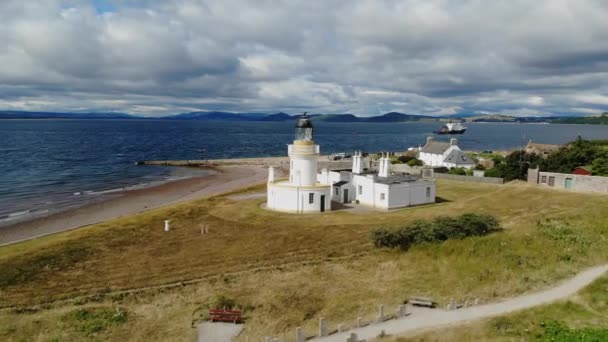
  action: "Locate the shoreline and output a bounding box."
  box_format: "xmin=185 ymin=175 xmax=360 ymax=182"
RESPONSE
xmin=0 ymin=165 xmax=269 ymax=246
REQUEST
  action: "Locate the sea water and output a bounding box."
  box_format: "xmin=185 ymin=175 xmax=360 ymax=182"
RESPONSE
xmin=1 ymin=119 xmax=607 ymax=224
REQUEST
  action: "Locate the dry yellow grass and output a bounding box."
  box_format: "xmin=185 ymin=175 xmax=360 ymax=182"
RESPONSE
xmin=1 ymin=180 xmax=608 ymax=341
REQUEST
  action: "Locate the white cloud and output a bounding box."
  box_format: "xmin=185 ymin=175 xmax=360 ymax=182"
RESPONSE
xmin=0 ymin=0 xmax=607 ymax=116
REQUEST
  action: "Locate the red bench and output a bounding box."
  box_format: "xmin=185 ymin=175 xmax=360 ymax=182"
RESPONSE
xmin=208 ymin=309 xmax=243 ymax=323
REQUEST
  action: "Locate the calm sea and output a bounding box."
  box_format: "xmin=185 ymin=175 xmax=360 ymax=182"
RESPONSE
xmin=1 ymin=119 xmax=607 ymax=224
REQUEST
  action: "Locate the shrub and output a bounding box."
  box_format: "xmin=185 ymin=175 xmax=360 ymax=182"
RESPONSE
xmin=540 ymin=321 xmax=608 ymax=340
xmin=447 ymin=167 xmax=467 ymax=175
xmin=407 ymin=158 xmax=423 ymax=167
xmin=371 ymin=213 xmax=502 ymax=250
xmin=397 ymin=156 xmax=415 ymax=164
xmin=63 ymin=307 xmax=128 ymax=336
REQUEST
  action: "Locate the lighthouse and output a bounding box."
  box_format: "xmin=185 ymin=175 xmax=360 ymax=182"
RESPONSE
xmin=266 ymin=113 xmax=331 ymax=213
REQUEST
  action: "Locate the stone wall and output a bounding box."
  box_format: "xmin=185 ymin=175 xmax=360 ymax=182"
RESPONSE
xmin=528 ymin=168 xmax=608 ymax=193
xmin=434 ymin=173 xmax=504 ymax=184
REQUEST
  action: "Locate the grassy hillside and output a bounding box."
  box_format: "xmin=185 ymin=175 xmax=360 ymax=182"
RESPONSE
xmin=552 ymin=113 xmax=608 ymax=125
xmin=384 ymin=273 xmax=608 ymax=341
xmin=1 ymin=180 xmax=608 ymax=341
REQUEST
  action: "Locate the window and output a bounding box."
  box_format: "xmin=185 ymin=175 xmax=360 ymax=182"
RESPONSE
xmin=358 ymin=185 xmax=362 ymax=195
xmin=335 ymin=187 xmax=339 ymax=196
xmin=541 ymin=175 xmax=547 ymax=183
xmin=309 ymin=193 xmax=314 ymax=204
xmin=548 ymin=176 xmax=555 ymax=186
xmin=426 ymin=187 xmax=431 ymax=198
xmin=380 ymin=193 xmax=385 ymax=201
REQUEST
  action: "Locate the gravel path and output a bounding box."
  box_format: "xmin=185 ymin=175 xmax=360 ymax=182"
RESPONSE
xmin=314 ymin=265 xmax=608 ymax=341
xmin=197 ymin=322 xmax=244 ymax=342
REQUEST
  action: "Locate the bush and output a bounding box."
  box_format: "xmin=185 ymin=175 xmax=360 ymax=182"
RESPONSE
xmin=540 ymin=321 xmax=608 ymax=340
xmin=63 ymin=307 xmax=128 ymax=336
xmin=397 ymin=156 xmax=415 ymax=164
xmin=447 ymin=167 xmax=467 ymax=175
xmin=407 ymin=158 xmax=423 ymax=167
xmin=372 ymin=213 xmax=502 ymax=250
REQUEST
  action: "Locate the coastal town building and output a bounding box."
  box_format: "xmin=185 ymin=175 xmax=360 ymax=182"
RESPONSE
xmin=418 ymin=137 xmax=475 ymax=169
xmin=266 ymin=113 xmax=331 ymax=213
xmin=524 ymin=141 xmax=560 ymax=156
xmin=572 ymin=166 xmax=593 ymax=176
xmin=317 ymin=152 xmax=436 ymax=210
xmin=528 ymin=167 xmax=608 ymax=193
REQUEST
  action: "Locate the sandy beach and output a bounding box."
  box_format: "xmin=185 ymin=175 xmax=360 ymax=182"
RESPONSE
xmin=0 ymin=165 xmax=269 ymax=246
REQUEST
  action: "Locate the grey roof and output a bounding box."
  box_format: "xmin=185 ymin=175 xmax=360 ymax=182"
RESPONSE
xmin=333 ymin=180 xmax=349 ymax=187
xmin=375 ymin=174 xmax=423 ymax=185
xmin=443 ymin=149 xmax=475 ymax=165
xmin=420 ymin=141 xmax=451 ymax=154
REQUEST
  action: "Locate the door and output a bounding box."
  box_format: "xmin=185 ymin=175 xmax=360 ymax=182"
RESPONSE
xmin=565 ymin=178 xmax=573 ymax=189
xmin=320 ymin=195 xmax=325 ymax=212
xmin=343 ymin=189 xmax=349 ymax=203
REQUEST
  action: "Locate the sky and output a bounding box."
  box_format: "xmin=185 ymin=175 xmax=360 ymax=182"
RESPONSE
xmin=0 ymin=0 xmax=607 ymax=117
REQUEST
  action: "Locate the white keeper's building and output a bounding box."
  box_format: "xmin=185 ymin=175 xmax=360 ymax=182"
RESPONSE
xmin=266 ymin=114 xmax=436 ymax=213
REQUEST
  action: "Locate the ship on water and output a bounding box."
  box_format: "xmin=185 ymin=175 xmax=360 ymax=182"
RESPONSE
xmin=434 ymin=121 xmax=467 ymax=134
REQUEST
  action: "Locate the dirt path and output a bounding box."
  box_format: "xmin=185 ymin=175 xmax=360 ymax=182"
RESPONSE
xmin=314 ymin=264 xmax=608 ymax=341
xmin=0 ymin=165 xmax=267 ymax=246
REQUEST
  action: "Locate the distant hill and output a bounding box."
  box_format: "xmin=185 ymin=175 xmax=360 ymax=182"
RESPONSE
xmin=365 ymin=112 xmax=434 ymax=122
xmin=2 ymin=110 xmax=604 ymax=124
xmin=165 ymin=111 xmax=439 ymax=122
xmin=166 ymin=111 xmax=268 ymax=121
xmin=551 ymin=113 xmax=608 ymax=125
xmin=0 ymin=111 xmax=137 ymax=119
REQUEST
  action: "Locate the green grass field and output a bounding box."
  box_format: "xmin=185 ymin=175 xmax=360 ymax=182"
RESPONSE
xmin=1 ymin=180 xmax=608 ymax=341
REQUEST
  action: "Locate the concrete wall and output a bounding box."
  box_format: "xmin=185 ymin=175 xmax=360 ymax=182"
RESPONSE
xmin=529 ymin=169 xmax=608 ymax=193
xmin=391 ymin=164 xmax=422 ymax=175
xmin=387 ymin=181 xmax=435 ymax=209
xmin=434 ymin=173 xmax=504 ymax=184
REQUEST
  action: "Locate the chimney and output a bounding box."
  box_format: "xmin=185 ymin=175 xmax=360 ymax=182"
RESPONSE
xmin=268 ymin=166 xmax=275 ymax=183
xmin=450 ymin=138 xmax=458 ymax=146
xmin=426 ymin=136 xmax=433 ymax=145
xmin=379 ymin=153 xmax=390 ymax=178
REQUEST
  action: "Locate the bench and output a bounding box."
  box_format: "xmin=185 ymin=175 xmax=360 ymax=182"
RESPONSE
xmin=208 ymin=309 xmax=244 ymax=323
xmin=409 ymin=296 xmax=437 ymax=308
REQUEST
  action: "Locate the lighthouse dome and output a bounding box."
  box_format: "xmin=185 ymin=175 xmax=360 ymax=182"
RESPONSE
xmin=294 ymin=112 xmax=314 ymax=142
xmin=295 ymin=112 xmax=313 ymax=128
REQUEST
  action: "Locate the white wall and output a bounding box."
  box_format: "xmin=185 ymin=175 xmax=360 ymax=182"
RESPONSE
xmin=289 ymin=157 xmax=318 ymax=186
xmin=267 ymin=183 xmax=331 ymax=213
xmin=351 ymin=175 xmax=435 ymax=210
xmin=419 ymin=152 xmax=444 ymax=167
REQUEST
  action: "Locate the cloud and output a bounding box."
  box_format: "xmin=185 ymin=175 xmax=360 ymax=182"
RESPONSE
xmin=0 ymin=0 xmax=607 ymax=116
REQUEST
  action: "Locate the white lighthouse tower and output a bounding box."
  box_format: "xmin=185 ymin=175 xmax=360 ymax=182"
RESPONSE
xmin=266 ymin=113 xmax=331 ymax=213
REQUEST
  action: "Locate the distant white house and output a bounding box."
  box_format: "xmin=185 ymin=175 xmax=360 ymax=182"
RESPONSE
xmin=418 ymin=137 xmax=475 ymax=169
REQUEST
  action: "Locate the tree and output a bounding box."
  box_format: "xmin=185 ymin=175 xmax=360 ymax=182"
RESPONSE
xmin=542 ymin=137 xmax=602 ymax=173
xmin=592 ymin=158 xmax=608 ymax=176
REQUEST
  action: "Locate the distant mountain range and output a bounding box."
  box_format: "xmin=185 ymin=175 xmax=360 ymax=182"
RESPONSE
xmin=1 ymin=110 xmax=607 ymax=124
xmin=0 ymin=111 xmax=134 ymax=119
